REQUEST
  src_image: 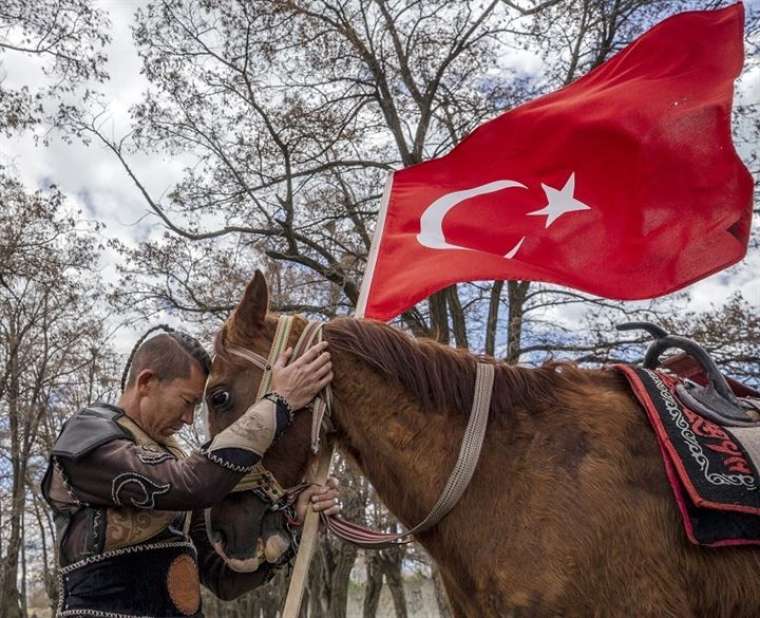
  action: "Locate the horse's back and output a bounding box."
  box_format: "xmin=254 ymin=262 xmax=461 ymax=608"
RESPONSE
xmin=576 ymin=371 xmax=760 ymax=616
xmin=468 ymin=368 xmax=760 ymax=616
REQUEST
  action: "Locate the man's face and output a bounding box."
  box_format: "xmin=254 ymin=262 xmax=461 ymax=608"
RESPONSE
xmin=137 ymin=362 xmax=206 ymax=442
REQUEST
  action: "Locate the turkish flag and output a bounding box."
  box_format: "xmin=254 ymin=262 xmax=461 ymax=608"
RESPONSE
xmin=356 ymin=3 xmax=754 ymax=321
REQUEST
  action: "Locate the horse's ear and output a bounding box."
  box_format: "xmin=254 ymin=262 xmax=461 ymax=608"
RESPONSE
xmin=228 ymin=270 xmax=269 ymax=342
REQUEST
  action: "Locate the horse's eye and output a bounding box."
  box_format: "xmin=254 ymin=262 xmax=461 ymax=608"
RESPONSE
xmin=210 ymin=390 xmax=231 ymax=409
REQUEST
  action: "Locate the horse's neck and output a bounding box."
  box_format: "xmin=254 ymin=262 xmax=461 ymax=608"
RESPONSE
xmin=330 ymin=346 xmax=479 ymax=536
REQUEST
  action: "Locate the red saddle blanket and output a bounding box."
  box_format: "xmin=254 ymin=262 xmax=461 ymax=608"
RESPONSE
xmin=615 ymin=364 xmax=760 ymax=547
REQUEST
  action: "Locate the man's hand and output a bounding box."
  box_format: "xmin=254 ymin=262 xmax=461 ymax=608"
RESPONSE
xmin=270 ymin=341 xmax=333 ymax=410
xmin=294 ymin=476 xmax=341 ymax=524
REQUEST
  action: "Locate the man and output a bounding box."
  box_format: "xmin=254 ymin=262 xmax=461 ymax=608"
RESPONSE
xmin=42 ymin=326 xmax=339 ymax=617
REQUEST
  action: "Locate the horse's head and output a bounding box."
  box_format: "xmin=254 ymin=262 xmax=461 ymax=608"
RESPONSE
xmin=204 ymin=270 xmax=314 ymax=567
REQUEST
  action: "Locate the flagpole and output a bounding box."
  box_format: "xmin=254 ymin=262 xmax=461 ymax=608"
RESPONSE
xmin=355 ymin=172 xmax=395 ymax=319
xmin=281 ymin=443 xmax=334 ymax=618
xmin=281 ymin=170 xmax=395 ymax=618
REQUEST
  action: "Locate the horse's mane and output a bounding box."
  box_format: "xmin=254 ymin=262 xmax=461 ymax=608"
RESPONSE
xmin=324 ymin=317 xmax=589 ymax=416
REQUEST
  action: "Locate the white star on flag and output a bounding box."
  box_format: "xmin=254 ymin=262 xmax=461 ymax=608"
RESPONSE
xmin=528 ymin=173 xmax=591 ymax=228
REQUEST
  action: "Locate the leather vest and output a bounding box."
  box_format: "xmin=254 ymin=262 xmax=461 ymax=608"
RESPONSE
xmin=58 ymin=541 xmax=201 ymax=618
xmin=43 ymin=404 xmax=202 ymax=618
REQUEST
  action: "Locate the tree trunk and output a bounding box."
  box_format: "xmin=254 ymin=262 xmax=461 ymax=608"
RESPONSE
xmin=485 ymin=281 xmax=504 ymax=356
xmin=309 ymin=544 xmax=329 ymax=617
xmin=447 ymin=285 xmax=468 ymax=349
xmin=380 ymin=556 xmax=407 ymax=618
xmin=260 ymin=583 xmax=280 ymax=618
xmin=327 ymin=543 xmax=358 ymax=618
xmin=431 ymin=565 xmax=453 ymax=618
xmin=32 ymin=494 xmax=57 ymax=615
xmin=87 ymin=347 xmax=98 ymax=404
xmin=20 ymin=509 xmax=27 ymax=618
xmin=0 ymin=328 xmax=24 ymax=618
xmin=362 ymin=553 xmax=383 ymax=618
xmin=506 ymin=281 xmax=530 ymax=363
xmin=299 ymin=586 xmax=309 ymax=618
xmin=428 ymin=290 xmax=449 ymax=344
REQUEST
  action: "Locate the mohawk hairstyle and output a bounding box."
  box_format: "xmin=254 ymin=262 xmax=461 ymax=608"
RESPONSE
xmin=121 ymin=325 xmax=211 ymax=392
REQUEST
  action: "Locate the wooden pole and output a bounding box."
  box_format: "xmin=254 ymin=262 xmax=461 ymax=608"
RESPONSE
xmin=281 ymin=442 xmax=334 ymax=618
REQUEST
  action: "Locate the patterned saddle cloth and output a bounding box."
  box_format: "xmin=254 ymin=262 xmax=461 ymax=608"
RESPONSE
xmin=615 ymin=363 xmax=760 ymax=547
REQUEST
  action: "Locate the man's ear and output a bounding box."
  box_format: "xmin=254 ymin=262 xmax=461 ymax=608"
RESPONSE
xmin=228 ymin=270 xmax=269 ymax=343
xmin=135 ymin=369 xmax=156 ymax=394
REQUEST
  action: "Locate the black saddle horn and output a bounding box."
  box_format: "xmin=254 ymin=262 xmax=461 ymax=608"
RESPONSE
xmin=616 ymin=321 xmax=738 ymax=406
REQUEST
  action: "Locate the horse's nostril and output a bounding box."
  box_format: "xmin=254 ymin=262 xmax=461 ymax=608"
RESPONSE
xmin=210 ymin=527 xmax=226 ymax=547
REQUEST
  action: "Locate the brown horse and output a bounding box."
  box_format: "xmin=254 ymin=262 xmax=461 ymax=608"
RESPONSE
xmin=205 ymin=271 xmax=760 ymax=617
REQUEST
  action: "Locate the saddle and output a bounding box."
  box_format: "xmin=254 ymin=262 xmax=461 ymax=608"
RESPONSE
xmin=618 ymin=322 xmax=760 ymax=427
xmin=615 ymin=322 xmax=760 ymax=546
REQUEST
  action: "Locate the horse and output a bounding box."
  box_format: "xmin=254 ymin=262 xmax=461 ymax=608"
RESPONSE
xmin=204 ymin=271 xmax=760 ymax=617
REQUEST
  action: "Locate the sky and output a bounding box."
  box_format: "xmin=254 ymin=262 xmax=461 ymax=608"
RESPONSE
xmin=1 ymin=0 xmax=758 ymax=354
xmin=2 ymin=0 xmax=187 ymax=351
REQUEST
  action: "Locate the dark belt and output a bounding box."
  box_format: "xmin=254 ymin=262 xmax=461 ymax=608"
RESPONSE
xmin=58 ymin=541 xmax=202 ymax=618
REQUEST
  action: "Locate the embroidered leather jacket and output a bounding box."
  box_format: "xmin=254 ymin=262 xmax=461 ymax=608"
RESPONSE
xmin=42 ymin=398 xmax=293 ymax=617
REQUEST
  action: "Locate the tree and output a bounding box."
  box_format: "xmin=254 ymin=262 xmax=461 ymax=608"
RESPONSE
xmin=80 ymin=0 xmax=757 ymax=362
xmin=661 ymin=294 xmax=760 ymax=386
xmin=0 ymin=0 xmax=110 ymax=138
xmin=0 ymin=169 xmax=115 ymax=618
xmin=10 ymin=1 xmax=754 ymax=615
xmin=80 ymin=0 xmax=540 ymax=338
xmin=62 ymin=4 xmax=758 ymax=615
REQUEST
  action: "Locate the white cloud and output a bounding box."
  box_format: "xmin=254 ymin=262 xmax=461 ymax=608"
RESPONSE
xmin=0 ymin=0 xmax=184 ymax=352
xmin=495 ymin=47 xmax=545 ymax=77
xmin=738 ymin=66 xmax=760 ymax=106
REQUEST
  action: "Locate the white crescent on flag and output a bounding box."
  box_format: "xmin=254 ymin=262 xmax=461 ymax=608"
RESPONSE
xmin=416 ymin=180 xmax=527 ymax=258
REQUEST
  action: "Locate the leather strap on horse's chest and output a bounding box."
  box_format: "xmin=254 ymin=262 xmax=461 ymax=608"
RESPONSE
xmin=322 ymin=361 xmax=496 ymax=548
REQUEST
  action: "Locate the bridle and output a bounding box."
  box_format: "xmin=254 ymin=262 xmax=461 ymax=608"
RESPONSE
xmin=208 ymin=314 xmax=495 ymax=549
xmin=226 ymin=316 xmax=333 ymax=457
xmin=203 ymin=316 xmax=330 ymax=560
xmin=204 ymin=316 xmax=332 ymax=503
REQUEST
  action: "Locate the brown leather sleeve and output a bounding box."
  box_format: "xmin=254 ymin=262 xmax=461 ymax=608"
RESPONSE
xmin=189 ymin=510 xmax=273 ymax=601
xmin=56 ymin=397 xmax=293 ymax=512
xmin=58 ymin=441 xmax=245 ymax=511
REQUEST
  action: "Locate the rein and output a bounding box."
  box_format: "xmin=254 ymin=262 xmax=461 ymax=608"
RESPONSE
xmin=214 ymin=315 xmax=495 ymax=549
xmin=322 ymin=361 xmax=495 ymax=548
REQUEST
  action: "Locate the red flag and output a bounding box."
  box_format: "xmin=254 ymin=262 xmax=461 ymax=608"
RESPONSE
xmin=356 ymin=3 xmax=753 ymax=321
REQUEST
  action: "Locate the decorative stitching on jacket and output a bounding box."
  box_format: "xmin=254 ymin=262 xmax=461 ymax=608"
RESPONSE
xmin=201 ymin=448 xmax=258 ymax=473
xmin=92 ymin=508 xmax=102 ymax=551
xmin=111 ymin=472 xmax=171 ymax=509
xmin=136 ymin=446 xmax=175 ymax=465
xmin=59 ymin=540 xmax=196 ymax=574
xmin=59 ymin=609 xmax=157 ymax=618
